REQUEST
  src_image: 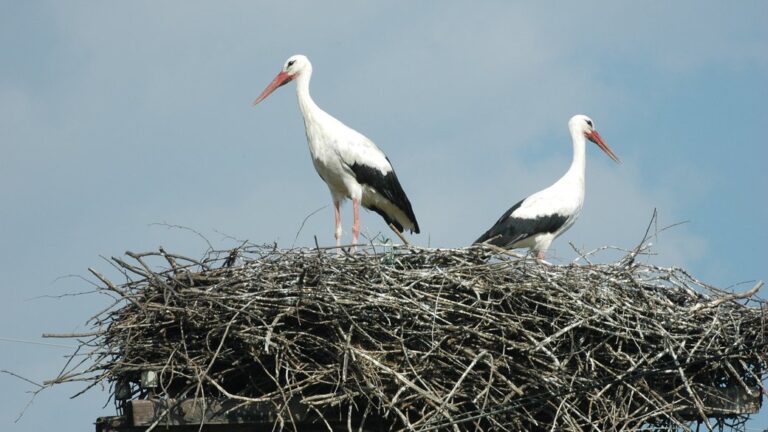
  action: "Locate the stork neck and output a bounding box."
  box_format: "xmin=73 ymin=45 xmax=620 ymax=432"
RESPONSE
xmin=295 ymin=71 xmax=320 ymax=123
xmin=565 ymin=129 xmax=587 ymax=183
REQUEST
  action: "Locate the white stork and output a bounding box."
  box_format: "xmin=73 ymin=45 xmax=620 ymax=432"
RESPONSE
xmin=253 ymin=55 xmax=419 ymax=246
xmin=474 ymin=115 xmax=620 ymax=259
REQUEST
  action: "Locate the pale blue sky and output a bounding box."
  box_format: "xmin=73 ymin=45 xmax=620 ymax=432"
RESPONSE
xmin=1 ymin=2 xmax=766 ymax=430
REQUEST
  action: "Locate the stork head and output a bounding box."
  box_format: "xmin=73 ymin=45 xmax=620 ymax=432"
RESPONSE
xmin=253 ymin=54 xmax=312 ymax=105
xmin=569 ymin=114 xmax=621 ymax=163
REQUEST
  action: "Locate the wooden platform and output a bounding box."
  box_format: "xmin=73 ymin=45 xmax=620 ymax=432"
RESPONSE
xmin=96 ymin=398 xmax=382 ymax=432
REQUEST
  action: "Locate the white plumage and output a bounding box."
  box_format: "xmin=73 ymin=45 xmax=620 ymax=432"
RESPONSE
xmin=254 ymin=55 xmax=419 ymax=246
xmin=475 ymin=115 xmax=620 ymax=259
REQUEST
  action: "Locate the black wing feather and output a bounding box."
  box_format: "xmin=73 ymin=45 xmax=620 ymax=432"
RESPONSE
xmin=349 ymin=160 xmax=420 ymax=233
xmin=474 ymin=199 xmax=568 ymax=248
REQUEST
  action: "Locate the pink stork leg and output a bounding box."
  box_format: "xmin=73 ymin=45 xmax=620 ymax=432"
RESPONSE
xmin=352 ymin=198 xmax=360 ymax=245
xmin=333 ymin=200 xmax=342 ymax=247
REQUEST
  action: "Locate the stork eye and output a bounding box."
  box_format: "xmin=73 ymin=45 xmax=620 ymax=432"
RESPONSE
xmin=585 ymin=119 xmax=593 ymax=127
xmin=287 ymin=60 xmax=296 ymax=67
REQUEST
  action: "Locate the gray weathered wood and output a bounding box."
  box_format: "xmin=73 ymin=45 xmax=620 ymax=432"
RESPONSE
xmin=96 ymin=415 xmax=339 ymax=432
xmin=679 ymin=383 xmax=762 ymax=420
xmin=129 ymin=398 xmax=307 ymax=426
xmin=96 ymin=397 xmax=383 ymax=431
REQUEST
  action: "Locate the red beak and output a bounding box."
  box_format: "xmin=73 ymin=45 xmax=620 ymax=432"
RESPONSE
xmin=252 ymin=71 xmax=294 ymax=106
xmin=586 ymin=130 xmax=621 ymax=163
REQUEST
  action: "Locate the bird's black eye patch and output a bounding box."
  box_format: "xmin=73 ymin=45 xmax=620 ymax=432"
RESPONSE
xmin=585 ymin=119 xmax=593 ymax=127
xmin=287 ymin=60 xmax=296 ymax=67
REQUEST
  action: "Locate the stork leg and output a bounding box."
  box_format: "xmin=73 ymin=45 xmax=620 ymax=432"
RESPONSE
xmin=536 ymin=250 xmax=546 ymax=260
xmin=352 ymin=198 xmax=360 ymax=246
xmin=333 ymin=200 xmax=342 ymax=248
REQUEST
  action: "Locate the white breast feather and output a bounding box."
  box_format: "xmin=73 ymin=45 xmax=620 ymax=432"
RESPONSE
xmin=511 ymin=181 xmax=583 ymax=220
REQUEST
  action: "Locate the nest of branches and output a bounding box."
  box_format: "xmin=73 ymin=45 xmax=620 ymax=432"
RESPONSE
xmin=48 ymin=244 xmax=766 ymax=431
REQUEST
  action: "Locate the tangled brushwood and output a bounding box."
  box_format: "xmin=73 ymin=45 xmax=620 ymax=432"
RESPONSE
xmin=47 ymin=244 xmax=766 ymax=431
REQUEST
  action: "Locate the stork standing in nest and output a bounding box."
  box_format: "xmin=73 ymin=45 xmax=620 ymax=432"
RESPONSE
xmin=254 ymin=55 xmax=420 ymax=247
xmin=474 ymin=115 xmax=620 ymax=259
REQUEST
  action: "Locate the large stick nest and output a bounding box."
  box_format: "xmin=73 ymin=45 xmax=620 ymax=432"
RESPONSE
xmin=49 ymin=244 xmax=766 ymax=431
